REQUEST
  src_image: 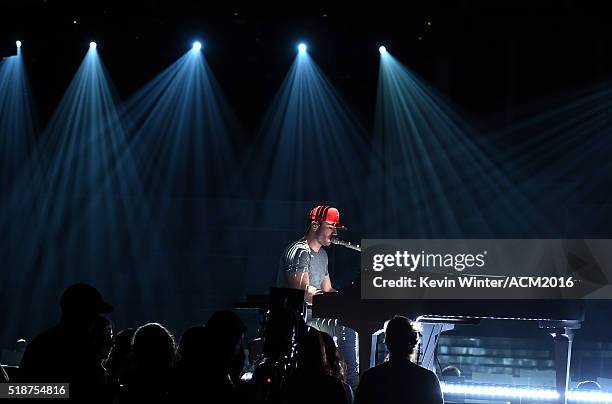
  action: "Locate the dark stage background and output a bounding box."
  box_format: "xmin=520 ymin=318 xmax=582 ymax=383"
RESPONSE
xmin=2 ymin=1 xmax=612 ymax=383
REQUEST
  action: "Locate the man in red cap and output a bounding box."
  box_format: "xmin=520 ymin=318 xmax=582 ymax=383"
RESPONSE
xmin=277 ymin=205 xmax=360 ymax=389
xmin=277 ymin=205 xmax=359 ymax=389
xmin=277 ymin=205 xmax=346 ymax=304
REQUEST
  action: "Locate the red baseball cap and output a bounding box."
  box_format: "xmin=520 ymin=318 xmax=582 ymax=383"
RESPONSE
xmin=309 ymin=205 xmax=347 ymax=230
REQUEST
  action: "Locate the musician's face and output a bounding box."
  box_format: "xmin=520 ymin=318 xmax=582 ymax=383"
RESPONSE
xmin=315 ymin=222 xmax=337 ymax=246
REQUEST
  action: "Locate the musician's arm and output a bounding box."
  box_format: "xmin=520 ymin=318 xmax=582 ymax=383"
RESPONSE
xmin=320 ymin=275 xmax=337 ymax=293
xmin=286 ymin=272 xmax=320 ymax=304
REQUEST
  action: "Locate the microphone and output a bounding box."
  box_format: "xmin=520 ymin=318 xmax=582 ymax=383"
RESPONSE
xmin=331 ymin=237 xmax=361 ymax=252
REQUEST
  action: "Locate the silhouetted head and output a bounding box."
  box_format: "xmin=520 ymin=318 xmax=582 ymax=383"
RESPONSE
xmin=384 ymin=316 xmax=419 ymax=360
xmin=105 ymin=328 xmax=136 ymax=383
xmin=577 ymin=380 xmax=601 ymax=391
xmin=177 ymin=325 xmax=208 ymax=364
xmin=298 ymin=327 xmax=328 ymax=374
xmin=110 ymin=328 xmax=136 ymax=360
xmin=205 ymin=311 xmax=246 ymax=369
xmin=132 ymin=323 xmax=175 ymax=370
xmin=441 ymin=365 xmax=461 ymax=378
xmin=320 ymin=331 xmax=347 ymax=381
xmin=60 ymin=283 xmax=113 ymax=323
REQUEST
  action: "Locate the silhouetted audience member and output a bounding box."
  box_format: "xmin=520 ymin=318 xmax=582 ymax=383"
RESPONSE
xmin=170 ymin=325 xmax=210 ymax=403
xmin=283 ymin=327 xmax=352 ymax=404
xmin=73 ymin=314 xmax=114 ymax=402
xmin=104 ymin=328 xmax=136 ymax=387
xmin=355 ymin=316 xmax=444 ymax=404
xmin=577 ymin=380 xmax=602 ymax=391
xmin=320 ymin=331 xmax=353 ymax=401
xmin=176 ymin=325 xmax=208 ymax=364
xmin=121 ymin=323 xmax=175 ymax=404
xmin=18 ymin=282 xmax=114 ymax=403
xmin=91 ymin=315 xmax=113 ymax=366
xmin=205 ymin=310 xmax=248 ymax=386
xmin=440 ymin=365 xmax=461 ymax=379
xmin=320 ymin=332 xmax=347 ymax=381
xmin=169 ymin=312 xmax=247 ymax=402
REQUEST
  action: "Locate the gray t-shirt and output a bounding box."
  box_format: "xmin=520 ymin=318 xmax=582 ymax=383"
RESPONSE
xmin=277 ymin=239 xmax=329 ymax=290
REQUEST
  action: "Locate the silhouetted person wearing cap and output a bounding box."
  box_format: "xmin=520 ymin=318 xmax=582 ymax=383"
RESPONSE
xmin=355 ymin=316 xmax=444 ymax=404
xmin=18 ymin=282 xmax=114 ymax=403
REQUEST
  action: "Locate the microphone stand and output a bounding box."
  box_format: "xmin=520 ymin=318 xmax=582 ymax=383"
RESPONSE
xmin=330 ymin=237 xmax=361 ymax=252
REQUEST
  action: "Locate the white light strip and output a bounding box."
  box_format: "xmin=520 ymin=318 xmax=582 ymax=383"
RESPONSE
xmin=441 ymin=383 xmax=558 ymax=400
xmin=441 ymin=383 xmax=612 ymax=403
xmin=567 ymin=390 xmax=612 ymax=403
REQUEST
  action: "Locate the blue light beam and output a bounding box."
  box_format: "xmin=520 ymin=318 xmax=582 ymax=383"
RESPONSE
xmin=372 ymin=51 xmax=553 ymax=236
xmin=113 ymin=48 xmax=243 ymax=309
xmin=1 ymin=47 xmax=155 ymax=341
xmin=0 ymin=49 xmax=36 ymax=193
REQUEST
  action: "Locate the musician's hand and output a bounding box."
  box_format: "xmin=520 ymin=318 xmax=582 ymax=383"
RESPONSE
xmin=306 ymin=285 xmax=319 ymax=295
xmin=305 ymin=285 xmax=322 ymax=304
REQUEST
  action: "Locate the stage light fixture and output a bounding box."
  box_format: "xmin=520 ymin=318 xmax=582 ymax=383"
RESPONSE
xmin=89 ymin=42 xmax=97 ymax=49
xmin=379 ymin=46 xmax=387 ymax=55
xmin=16 ymin=40 xmax=22 ymax=48
xmin=298 ymin=43 xmax=307 ymax=53
xmin=192 ymin=41 xmax=202 ymax=51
